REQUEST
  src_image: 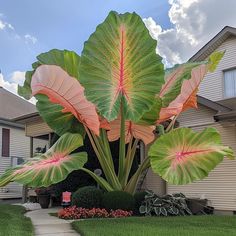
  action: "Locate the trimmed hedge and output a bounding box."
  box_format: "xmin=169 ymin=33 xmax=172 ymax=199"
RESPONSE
xmin=102 ymin=191 xmax=135 ymax=211
xmin=72 ymin=186 xmax=103 ymax=209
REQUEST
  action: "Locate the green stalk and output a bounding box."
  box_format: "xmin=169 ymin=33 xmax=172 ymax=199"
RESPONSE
xmin=124 ymin=157 xmax=151 ymax=194
xmin=118 ymin=98 xmax=126 ymax=181
xmin=122 ymin=138 xmax=139 ymax=187
xmin=81 ymin=167 xmax=114 ymax=191
xmin=85 ymin=126 xmax=121 ymax=190
xmin=99 ymin=129 xmax=114 ymax=169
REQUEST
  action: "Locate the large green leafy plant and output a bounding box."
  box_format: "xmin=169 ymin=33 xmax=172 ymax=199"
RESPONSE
xmin=0 ymin=11 xmax=234 ymax=194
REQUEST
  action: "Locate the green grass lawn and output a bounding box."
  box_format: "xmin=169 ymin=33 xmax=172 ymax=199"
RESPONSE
xmin=0 ymin=204 xmax=34 ymax=236
xmin=72 ymin=215 xmax=236 ymax=236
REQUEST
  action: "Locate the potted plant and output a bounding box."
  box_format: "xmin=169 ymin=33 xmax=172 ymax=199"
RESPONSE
xmin=35 ymin=187 xmax=51 ymax=209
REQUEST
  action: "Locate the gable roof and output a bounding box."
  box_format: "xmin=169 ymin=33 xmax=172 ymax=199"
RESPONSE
xmin=0 ymin=87 xmax=36 ymax=120
xmin=189 ymin=26 xmax=236 ymax=62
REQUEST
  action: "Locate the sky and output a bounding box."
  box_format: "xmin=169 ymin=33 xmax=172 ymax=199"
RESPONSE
xmin=1 ymin=0 xmax=236 ymax=99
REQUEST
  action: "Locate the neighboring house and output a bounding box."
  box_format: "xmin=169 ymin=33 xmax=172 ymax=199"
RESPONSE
xmin=14 ymin=26 xmax=236 ymax=213
xmin=0 ymin=86 xmax=36 ymax=198
xmin=144 ymin=26 xmax=236 ymax=214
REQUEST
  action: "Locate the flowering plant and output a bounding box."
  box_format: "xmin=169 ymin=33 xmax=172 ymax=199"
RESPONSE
xmin=58 ymin=206 xmax=132 ymax=219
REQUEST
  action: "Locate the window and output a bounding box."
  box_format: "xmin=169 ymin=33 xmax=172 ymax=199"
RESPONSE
xmin=2 ymin=128 xmax=10 ymax=157
xmin=224 ymin=69 xmax=236 ymax=98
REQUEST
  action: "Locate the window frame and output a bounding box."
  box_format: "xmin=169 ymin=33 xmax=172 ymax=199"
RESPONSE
xmin=223 ymin=67 xmax=236 ymax=98
xmin=2 ymin=128 xmax=10 ymax=157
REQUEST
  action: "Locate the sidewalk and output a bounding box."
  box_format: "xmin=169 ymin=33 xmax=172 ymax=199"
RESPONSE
xmin=26 ymin=207 xmax=79 ymax=236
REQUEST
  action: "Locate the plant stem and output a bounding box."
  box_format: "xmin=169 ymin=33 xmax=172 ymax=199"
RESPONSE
xmin=166 ymin=115 xmax=178 ymax=133
xmin=84 ymin=126 xmax=121 ymax=190
xmin=118 ymin=98 xmax=126 ymax=181
xmin=124 ymin=157 xmax=151 ymax=194
xmin=122 ymin=138 xmax=139 ymax=187
xmin=81 ymin=167 xmax=114 ymax=191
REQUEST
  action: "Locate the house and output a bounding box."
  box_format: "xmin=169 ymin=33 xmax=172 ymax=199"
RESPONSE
xmin=14 ymin=26 xmax=236 ymax=213
xmin=0 ymin=86 xmax=37 ymax=198
xmin=144 ymin=26 xmax=236 ymax=214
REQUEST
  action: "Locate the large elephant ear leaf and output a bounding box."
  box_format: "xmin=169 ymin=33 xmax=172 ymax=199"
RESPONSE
xmin=32 ymin=64 xmax=100 ymax=135
xmin=79 ymin=11 xmax=164 ymax=122
xmin=0 ymin=133 xmax=87 ymax=187
xmin=149 ymin=127 xmax=234 ymax=185
xmin=159 ymin=51 xmax=224 ymax=108
xmin=36 ymin=94 xmax=85 ymax=136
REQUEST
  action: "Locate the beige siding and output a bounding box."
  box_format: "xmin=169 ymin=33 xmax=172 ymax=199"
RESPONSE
xmin=198 ymin=36 xmax=236 ymax=101
xmin=26 ymin=118 xmax=52 ymax=137
xmin=0 ymin=125 xmax=31 ymax=199
xmin=167 ymin=122 xmax=236 ymax=211
xmin=178 ymin=105 xmax=216 ymax=127
xmin=144 ymin=170 xmax=166 ymax=195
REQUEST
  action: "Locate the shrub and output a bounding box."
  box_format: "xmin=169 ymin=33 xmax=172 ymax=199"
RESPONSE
xmin=139 ymin=191 xmax=192 ymax=217
xmin=72 ymin=186 xmax=103 ymax=208
xmin=133 ymin=191 xmax=148 ymax=215
xmin=58 ymin=206 xmax=132 ymax=219
xmin=102 ymin=191 xmax=135 ymax=211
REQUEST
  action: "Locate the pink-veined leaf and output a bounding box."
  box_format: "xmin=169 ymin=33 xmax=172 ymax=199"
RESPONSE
xmin=149 ymin=127 xmax=234 ymax=185
xmin=0 ymin=133 xmax=87 ymax=187
xmin=79 ymin=11 xmax=164 ymax=122
xmin=107 ymin=116 xmax=155 ymax=145
xmin=31 ymin=65 xmax=100 ymax=135
xmin=157 ymin=64 xmax=208 ymax=123
xmin=157 ymin=51 xmax=225 ymax=124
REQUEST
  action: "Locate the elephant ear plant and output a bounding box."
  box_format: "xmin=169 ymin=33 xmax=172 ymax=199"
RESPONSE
xmin=0 ymin=11 xmax=234 ymax=194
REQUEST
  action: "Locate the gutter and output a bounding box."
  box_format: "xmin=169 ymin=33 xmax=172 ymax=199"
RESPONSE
xmin=0 ymin=117 xmax=24 ymax=129
xmin=214 ymin=110 xmax=236 ymax=122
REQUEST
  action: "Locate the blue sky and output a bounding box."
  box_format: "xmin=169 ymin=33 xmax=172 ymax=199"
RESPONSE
xmin=0 ymin=0 xmax=171 ymax=78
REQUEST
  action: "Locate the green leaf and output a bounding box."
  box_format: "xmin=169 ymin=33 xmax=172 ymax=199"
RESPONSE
xmin=18 ymin=71 xmax=34 ymax=100
xmin=18 ymin=49 xmax=80 ymax=100
xmin=138 ymin=97 xmax=162 ymax=125
xmin=0 ymin=133 xmax=87 ymax=187
xmin=160 ymin=63 xmax=202 ymax=107
xmin=208 ymin=51 xmax=225 ymax=72
xmin=149 ymin=127 xmax=234 ymax=185
xmin=79 ymin=11 xmax=164 ymax=122
xmin=36 ymin=94 xmax=85 ymax=136
xmin=160 ymin=51 xmax=224 ymax=109
xmin=37 ymin=49 xmax=80 ymax=78
xmin=26 ymin=49 xmax=100 ymax=136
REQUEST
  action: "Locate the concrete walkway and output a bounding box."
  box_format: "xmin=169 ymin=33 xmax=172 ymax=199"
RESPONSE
xmin=26 ymin=207 xmax=79 ymax=236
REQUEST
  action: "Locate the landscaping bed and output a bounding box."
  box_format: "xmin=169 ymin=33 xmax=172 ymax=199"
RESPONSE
xmin=72 ymin=215 xmax=236 ymax=236
xmin=0 ymin=204 xmax=34 ymax=236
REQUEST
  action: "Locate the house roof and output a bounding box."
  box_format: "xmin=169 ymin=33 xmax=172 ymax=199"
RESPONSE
xmin=189 ymin=26 xmax=236 ymax=62
xmin=0 ymin=86 xmax=36 ymax=120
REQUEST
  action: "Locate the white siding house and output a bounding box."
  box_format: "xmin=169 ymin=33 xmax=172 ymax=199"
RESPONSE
xmin=145 ymin=26 xmax=236 ymax=213
xmin=0 ymin=86 xmax=47 ymax=199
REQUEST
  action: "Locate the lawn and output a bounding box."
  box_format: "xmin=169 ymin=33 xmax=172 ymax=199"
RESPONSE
xmin=72 ymin=215 xmax=236 ymax=236
xmin=0 ymin=204 xmax=34 ymax=236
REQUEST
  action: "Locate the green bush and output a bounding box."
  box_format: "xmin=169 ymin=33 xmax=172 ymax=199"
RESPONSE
xmin=134 ymin=191 xmax=148 ymax=215
xmin=72 ymin=186 xmax=103 ymax=208
xmin=102 ymin=191 xmax=135 ymax=211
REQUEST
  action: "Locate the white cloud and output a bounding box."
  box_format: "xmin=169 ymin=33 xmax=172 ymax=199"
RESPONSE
xmin=10 ymin=71 xmax=26 ymax=85
xmin=24 ymin=34 xmax=38 ymax=44
xmin=0 ymin=72 xmax=36 ymax=104
xmin=0 ymin=19 xmax=14 ymax=30
xmin=144 ymin=0 xmax=236 ymax=67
